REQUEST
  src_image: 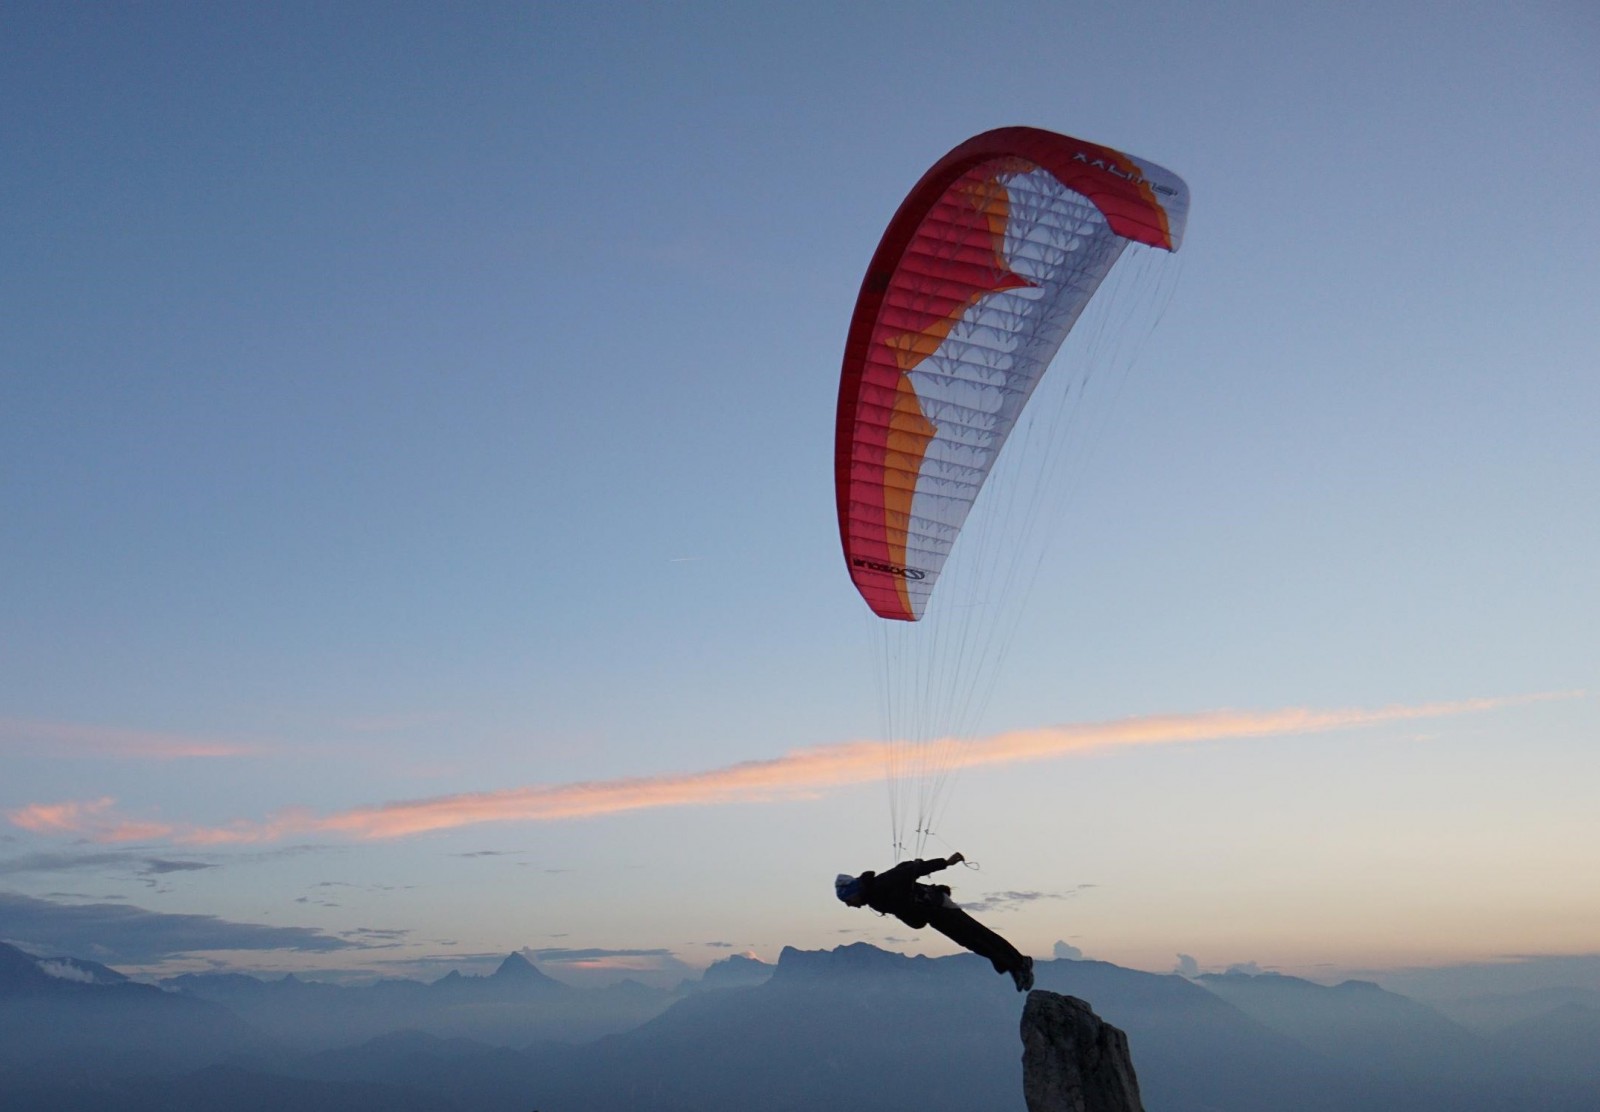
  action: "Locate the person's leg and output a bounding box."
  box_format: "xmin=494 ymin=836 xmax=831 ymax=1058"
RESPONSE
xmin=926 ymin=906 xmax=1027 ymax=975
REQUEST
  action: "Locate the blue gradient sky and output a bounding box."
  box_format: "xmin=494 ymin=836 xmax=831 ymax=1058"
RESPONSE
xmin=2 ymin=2 xmax=1596 ymax=989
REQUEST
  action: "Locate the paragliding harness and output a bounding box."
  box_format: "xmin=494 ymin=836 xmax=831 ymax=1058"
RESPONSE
xmin=848 ymin=863 xmax=958 ymax=930
xmin=915 ymin=882 xmax=957 ymax=914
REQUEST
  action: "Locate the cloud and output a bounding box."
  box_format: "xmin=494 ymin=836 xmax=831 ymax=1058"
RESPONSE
xmin=37 ymin=958 xmax=99 ymax=983
xmin=1226 ymin=961 xmax=1265 ymax=975
xmin=0 ymin=850 xmax=215 ymax=879
xmin=1054 ymin=941 xmax=1084 ymax=960
xmin=960 ymin=890 xmax=1078 ymax=913
xmin=341 ymin=927 xmax=409 ymax=944
xmin=0 ymin=892 xmax=360 ymax=964
xmin=0 ymin=719 xmax=258 ymax=759
xmin=526 ymin=947 xmax=676 ymax=963
xmin=42 ymin=891 xmax=125 ymax=901
xmin=7 ymin=799 xmax=175 ymax=842
xmin=521 ymin=946 xmax=696 ymax=981
xmin=141 ymin=857 xmax=215 ymax=876
xmin=7 ymin=694 xmax=1571 ymax=845
xmin=1174 ymin=954 xmax=1200 ymax=978
xmin=7 ymin=798 xmax=114 ymax=835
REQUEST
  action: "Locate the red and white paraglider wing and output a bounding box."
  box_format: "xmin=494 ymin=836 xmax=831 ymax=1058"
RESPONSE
xmin=835 ymin=127 xmax=1188 ymax=620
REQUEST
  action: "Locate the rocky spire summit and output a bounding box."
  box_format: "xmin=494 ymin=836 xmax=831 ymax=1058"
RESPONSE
xmin=1021 ymin=989 xmax=1144 ymax=1112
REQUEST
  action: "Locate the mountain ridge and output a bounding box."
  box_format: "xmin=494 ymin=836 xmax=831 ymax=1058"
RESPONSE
xmin=2 ymin=939 xmax=1597 ymax=1111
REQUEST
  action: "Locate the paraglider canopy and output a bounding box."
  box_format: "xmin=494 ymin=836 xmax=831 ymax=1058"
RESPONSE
xmin=834 ymin=127 xmax=1189 ymax=622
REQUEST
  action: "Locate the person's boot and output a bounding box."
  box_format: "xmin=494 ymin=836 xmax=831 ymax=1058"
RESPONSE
xmin=1011 ymin=956 xmax=1034 ymax=992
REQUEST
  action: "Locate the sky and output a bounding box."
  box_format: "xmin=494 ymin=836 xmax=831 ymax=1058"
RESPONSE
xmin=2 ymin=2 xmax=1597 ymax=995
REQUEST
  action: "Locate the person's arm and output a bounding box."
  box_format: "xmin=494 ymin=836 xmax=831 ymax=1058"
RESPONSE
xmin=912 ymin=852 xmax=964 ymax=878
xmin=875 ymin=860 xmax=928 ymax=889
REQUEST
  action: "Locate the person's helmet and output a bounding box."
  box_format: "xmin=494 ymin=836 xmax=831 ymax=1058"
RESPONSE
xmin=834 ymin=874 xmax=863 ymax=903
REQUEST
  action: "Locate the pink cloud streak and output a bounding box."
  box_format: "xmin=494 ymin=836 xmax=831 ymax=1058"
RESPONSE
xmin=6 ymin=694 xmax=1573 ymax=845
xmin=0 ymin=719 xmax=259 ymax=760
xmin=7 ymin=798 xmax=178 ymax=843
xmin=8 ymin=797 xmax=118 ymax=834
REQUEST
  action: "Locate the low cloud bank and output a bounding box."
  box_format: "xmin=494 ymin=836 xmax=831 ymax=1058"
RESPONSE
xmin=0 ymin=891 xmax=357 ymax=964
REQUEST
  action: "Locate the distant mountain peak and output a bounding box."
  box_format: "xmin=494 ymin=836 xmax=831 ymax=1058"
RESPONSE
xmin=699 ymin=951 xmax=774 ymax=989
xmin=715 ymin=952 xmax=770 ymax=970
xmin=426 ymin=953 xmax=566 ymax=995
xmin=1332 ymin=978 xmax=1384 ymax=993
xmin=0 ymin=941 xmax=55 ymax=994
xmin=493 ymin=951 xmax=542 ymax=979
xmin=773 ymin=941 xmax=960 ymax=983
